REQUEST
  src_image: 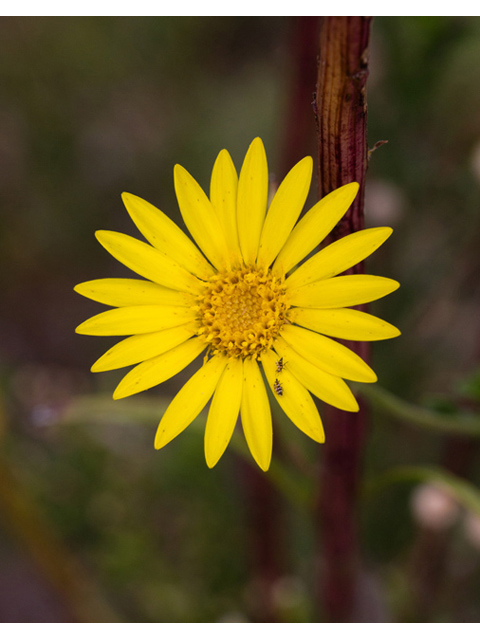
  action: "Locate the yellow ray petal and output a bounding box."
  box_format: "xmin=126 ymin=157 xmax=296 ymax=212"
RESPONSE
xmin=113 ymin=337 xmax=205 ymax=399
xmin=75 ymin=305 xmax=197 ymax=336
xmin=272 ymin=182 xmax=359 ymax=277
xmin=280 ymin=324 xmax=377 ymax=383
xmin=257 ymin=155 xmax=313 ymax=269
xmin=288 ymin=307 xmax=401 ymax=341
xmin=272 ymin=336 xmax=359 ymax=412
xmin=74 ymin=278 xmax=193 ymax=308
xmin=240 ymin=357 xmax=272 ymax=471
xmin=286 ymin=227 xmax=393 ymax=289
xmin=174 ymin=164 xmax=230 ymax=271
xmin=210 ymin=149 xmax=242 ymax=265
xmin=237 ymin=137 xmax=269 ymax=265
xmin=154 ymin=354 xmax=228 ymax=450
xmin=95 ymin=230 xmax=204 ymax=295
xmin=261 ymin=348 xmax=325 ymax=443
xmin=121 ymin=192 xmax=215 ymax=280
xmin=204 ymin=358 xmax=243 ymax=468
xmin=287 ymin=274 xmax=400 ymax=308
xmin=91 ymin=323 xmax=197 ymax=372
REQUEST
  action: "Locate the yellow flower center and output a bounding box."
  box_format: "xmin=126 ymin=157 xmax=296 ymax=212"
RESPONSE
xmin=196 ymin=266 xmax=289 ymax=359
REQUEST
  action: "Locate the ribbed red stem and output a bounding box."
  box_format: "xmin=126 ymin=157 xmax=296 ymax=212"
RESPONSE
xmin=314 ymin=16 xmax=372 ymax=622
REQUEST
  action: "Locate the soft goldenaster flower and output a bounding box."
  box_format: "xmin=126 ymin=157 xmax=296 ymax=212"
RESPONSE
xmin=75 ymin=138 xmax=400 ymax=471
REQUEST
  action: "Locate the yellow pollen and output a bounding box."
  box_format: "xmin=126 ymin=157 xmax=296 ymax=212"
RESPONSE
xmin=196 ymin=266 xmax=289 ymax=358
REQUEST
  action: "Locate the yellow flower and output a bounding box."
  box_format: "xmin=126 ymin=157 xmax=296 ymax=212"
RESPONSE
xmin=75 ymin=138 xmax=400 ymax=471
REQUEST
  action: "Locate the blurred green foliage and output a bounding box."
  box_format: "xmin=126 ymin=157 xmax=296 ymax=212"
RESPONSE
xmin=1 ymin=16 xmax=480 ymax=622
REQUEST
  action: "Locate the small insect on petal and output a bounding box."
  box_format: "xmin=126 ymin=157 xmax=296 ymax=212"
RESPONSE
xmin=275 ymin=357 xmax=287 ymax=373
xmin=273 ymin=378 xmax=284 ymax=396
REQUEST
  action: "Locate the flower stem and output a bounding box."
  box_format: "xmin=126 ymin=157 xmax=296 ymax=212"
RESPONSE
xmin=314 ymin=16 xmax=372 ymax=622
xmin=280 ymin=17 xmax=321 ymax=175
xmin=241 ymin=460 xmax=284 ymax=622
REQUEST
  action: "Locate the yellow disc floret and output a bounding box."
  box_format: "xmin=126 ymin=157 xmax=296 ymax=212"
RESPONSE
xmin=196 ymin=266 xmax=289 ymax=359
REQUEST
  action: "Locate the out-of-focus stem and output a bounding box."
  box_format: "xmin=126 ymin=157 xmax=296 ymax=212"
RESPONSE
xmin=358 ymin=383 xmax=480 ymax=435
xmin=314 ymin=16 xmax=372 ymax=622
xmin=280 ymin=17 xmax=321 ymax=176
xmin=0 ymin=457 xmax=121 ymax=622
xmin=242 ymin=462 xmax=283 ymax=622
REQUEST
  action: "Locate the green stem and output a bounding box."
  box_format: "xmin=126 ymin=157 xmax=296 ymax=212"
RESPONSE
xmin=357 ymin=384 xmax=480 ymax=436
xmin=0 ymin=452 xmax=121 ymax=622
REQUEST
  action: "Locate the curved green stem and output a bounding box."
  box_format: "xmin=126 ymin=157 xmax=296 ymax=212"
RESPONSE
xmin=357 ymin=384 xmax=480 ymax=436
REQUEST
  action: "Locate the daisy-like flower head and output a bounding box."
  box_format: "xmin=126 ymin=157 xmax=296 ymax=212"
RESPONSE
xmin=75 ymin=138 xmax=400 ymax=471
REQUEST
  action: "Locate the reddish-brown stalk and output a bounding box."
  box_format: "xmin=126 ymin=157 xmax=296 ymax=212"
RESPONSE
xmin=314 ymin=16 xmax=372 ymax=622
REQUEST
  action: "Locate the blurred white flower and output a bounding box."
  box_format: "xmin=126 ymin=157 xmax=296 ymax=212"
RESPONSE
xmin=410 ymin=483 xmax=460 ymax=531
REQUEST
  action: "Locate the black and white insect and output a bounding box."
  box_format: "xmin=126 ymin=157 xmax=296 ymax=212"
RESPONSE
xmin=275 ymin=357 xmax=286 ymax=373
xmin=273 ymin=378 xmax=284 ymax=396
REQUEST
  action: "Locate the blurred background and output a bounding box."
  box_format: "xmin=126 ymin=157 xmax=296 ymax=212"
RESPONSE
xmin=1 ymin=16 xmax=480 ymax=622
